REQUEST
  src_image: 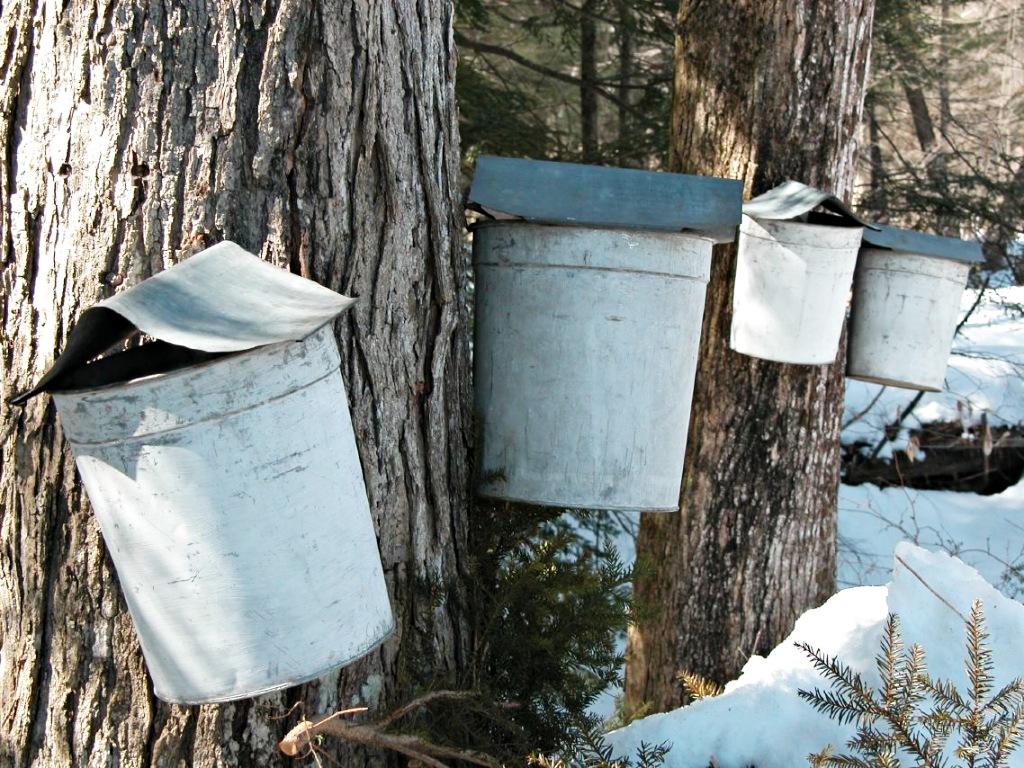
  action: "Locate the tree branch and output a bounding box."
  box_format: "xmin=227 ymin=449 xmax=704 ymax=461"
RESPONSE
xmin=456 ymin=30 xmax=640 ymax=110
xmin=279 ymin=716 xmax=502 ymax=767
xmin=456 ymin=30 xmax=588 ymax=88
xmin=278 ymin=691 xmax=505 ymax=767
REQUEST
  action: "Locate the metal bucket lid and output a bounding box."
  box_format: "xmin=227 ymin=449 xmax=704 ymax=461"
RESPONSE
xmin=742 ymin=179 xmax=877 ymax=229
xmin=468 ymin=155 xmax=742 ymax=243
xmin=11 ymin=242 xmax=354 ymax=404
xmin=861 ymin=224 xmax=985 ymax=264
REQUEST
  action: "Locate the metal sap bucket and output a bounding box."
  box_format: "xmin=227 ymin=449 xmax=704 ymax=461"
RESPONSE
xmin=467 ymin=157 xmax=741 ymax=512
xmin=472 ymin=221 xmax=714 ymax=511
xmin=730 ymin=181 xmax=867 ymax=364
xmin=847 ymin=226 xmax=984 ymax=391
xmin=12 ymin=242 xmax=394 ymax=703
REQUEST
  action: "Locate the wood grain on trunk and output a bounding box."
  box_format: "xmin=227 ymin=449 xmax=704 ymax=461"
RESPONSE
xmin=0 ymin=2 xmax=470 ymax=765
xmin=626 ymin=0 xmax=876 ymax=714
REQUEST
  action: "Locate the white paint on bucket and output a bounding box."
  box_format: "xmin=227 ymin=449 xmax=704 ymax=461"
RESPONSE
xmin=730 ymin=215 xmax=863 ymax=365
xmin=472 ymin=221 xmax=713 ymax=512
xmin=847 ymin=248 xmax=972 ymax=391
xmin=54 ymin=325 xmax=394 ymax=703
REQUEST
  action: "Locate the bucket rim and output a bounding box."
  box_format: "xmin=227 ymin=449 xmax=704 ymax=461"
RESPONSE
xmin=844 ymin=370 xmax=943 ymax=392
xmin=739 ymin=215 xmax=864 ymax=253
xmin=476 ymin=487 xmax=681 ymax=513
xmin=859 ymin=245 xmax=979 ymax=264
xmin=742 ymin=213 xmax=865 ymax=232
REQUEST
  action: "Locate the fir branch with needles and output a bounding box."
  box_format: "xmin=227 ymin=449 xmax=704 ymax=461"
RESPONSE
xmin=676 ymin=671 xmax=725 ymax=702
xmin=527 ymin=720 xmax=670 ymax=768
xmin=799 ymin=600 xmax=1024 ymax=768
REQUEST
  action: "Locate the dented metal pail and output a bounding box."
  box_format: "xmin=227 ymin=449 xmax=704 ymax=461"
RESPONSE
xmin=13 ymin=242 xmax=395 ymax=703
xmin=472 ymin=221 xmax=713 ymax=512
xmin=731 ymin=215 xmax=863 ymax=364
xmin=846 ymin=249 xmax=973 ymax=391
xmin=53 ymin=326 xmax=393 ymax=704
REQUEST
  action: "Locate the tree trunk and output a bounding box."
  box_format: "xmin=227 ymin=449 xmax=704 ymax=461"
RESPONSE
xmin=626 ymin=0 xmax=875 ymax=714
xmin=933 ymin=0 xmax=954 ymax=235
xmin=580 ymin=0 xmax=600 ymax=163
xmin=615 ymin=0 xmax=635 ymax=167
xmin=904 ymin=83 xmax=939 ymax=152
xmin=865 ymin=91 xmax=889 ymax=219
xmin=0 ymin=2 xmax=470 ymax=766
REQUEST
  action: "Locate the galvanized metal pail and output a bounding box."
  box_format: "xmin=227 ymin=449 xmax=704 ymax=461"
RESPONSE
xmin=731 ymin=215 xmax=863 ymax=364
xmin=846 ymin=249 xmax=972 ymax=391
xmin=13 ymin=242 xmax=394 ymax=703
xmin=52 ymin=324 xmax=394 ymax=703
xmin=472 ymin=221 xmax=713 ymax=511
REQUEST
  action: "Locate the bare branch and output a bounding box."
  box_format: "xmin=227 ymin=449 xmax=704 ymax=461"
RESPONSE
xmin=278 ymin=693 xmax=507 ymax=767
xmin=279 ymin=715 xmax=503 ymax=767
xmin=374 ymin=689 xmax=483 ymax=730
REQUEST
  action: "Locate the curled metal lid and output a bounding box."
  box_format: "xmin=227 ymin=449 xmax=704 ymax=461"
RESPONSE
xmin=742 ymin=180 xmax=877 ymax=228
xmin=862 ymin=224 xmax=985 ymax=264
xmin=11 ymin=241 xmax=354 ymax=404
xmin=468 ymin=155 xmax=743 ymax=243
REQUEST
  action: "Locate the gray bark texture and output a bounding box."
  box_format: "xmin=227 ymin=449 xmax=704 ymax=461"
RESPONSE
xmin=0 ymin=1 xmax=471 ymax=765
xmin=625 ymin=0 xmax=876 ymax=714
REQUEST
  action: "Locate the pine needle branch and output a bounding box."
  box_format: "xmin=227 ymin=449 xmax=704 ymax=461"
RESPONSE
xmin=802 ymin=601 xmax=1024 ymax=768
xmin=676 ymin=671 xmax=724 ymax=701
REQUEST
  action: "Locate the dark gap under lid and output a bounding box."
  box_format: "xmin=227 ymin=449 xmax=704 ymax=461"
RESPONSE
xmin=11 ymin=241 xmax=355 ymax=405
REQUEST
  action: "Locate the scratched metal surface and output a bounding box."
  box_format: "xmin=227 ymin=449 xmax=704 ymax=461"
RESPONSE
xmin=54 ymin=325 xmax=394 ymax=703
xmin=472 ymin=221 xmax=713 ymax=512
xmin=469 ymin=155 xmax=742 ymax=243
xmin=847 ymin=250 xmax=973 ymax=391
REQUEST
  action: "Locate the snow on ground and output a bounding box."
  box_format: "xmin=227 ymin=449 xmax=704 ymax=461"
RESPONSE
xmin=597 ymin=284 xmax=1024 ymax=764
xmin=839 ymin=284 xmax=1024 ymax=593
xmin=839 ymin=480 xmax=1024 ymax=597
xmin=607 ymin=544 xmax=1024 ymax=767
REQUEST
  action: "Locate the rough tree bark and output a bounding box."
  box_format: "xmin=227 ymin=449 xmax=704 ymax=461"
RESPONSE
xmin=0 ymin=1 xmax=470 ymax=766
xmin=625 ymin=0 xmax=876 ymax=713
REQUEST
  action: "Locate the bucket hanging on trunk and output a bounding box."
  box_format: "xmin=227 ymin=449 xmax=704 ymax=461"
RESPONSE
xmin=11 ymin=242 xmax=394 ymax=704
xmin=846 ymin=226 xmax=984 ymax=391
xmin=730 ymin=180 xmax=870 ymax=365
xmin=468 ymin=156 xmax=742 ymax=511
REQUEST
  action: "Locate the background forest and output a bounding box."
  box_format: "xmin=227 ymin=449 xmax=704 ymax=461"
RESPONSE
xmin=456 ymin=0 xmax=1024 ymax=278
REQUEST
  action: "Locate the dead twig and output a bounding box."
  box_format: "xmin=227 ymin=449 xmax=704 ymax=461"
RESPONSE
xmin=280 ymin=716 xmax=502 ymax=767
xmin=278 ymin=692 xmax=504 ymax=768
xmin=278 ymin=708 xmax=368 ymax=758
xmin=374 ymin=689 xmax=482 ymax=730
xmin=894 ymin=552 xmax=969 ymax=623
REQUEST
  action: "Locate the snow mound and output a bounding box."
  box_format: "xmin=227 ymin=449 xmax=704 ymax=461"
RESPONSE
xmin=607 ymin=543 xmax=1024 ymax=768
xmin=839 ymin=480 xmax=1024 ymax=596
